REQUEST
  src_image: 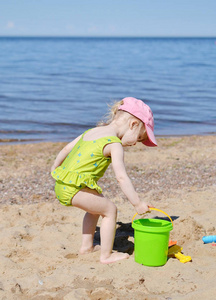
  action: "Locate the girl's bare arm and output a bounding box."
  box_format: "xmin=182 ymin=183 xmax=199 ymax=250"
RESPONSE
xmin=51 ymin=134 xmax=82 ymax=172
xmin=109 ymin=143 xmax=150 ymax=214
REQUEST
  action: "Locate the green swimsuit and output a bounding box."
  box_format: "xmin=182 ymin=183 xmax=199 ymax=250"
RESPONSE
xmin=51 ymin=129 xmax=122 ymax=206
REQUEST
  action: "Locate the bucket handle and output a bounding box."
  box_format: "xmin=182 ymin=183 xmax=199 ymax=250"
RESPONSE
xmin=132 ymin=207 xmax=174 ymax=227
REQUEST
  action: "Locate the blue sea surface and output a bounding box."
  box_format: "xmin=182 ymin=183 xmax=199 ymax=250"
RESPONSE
xmin=0 ymin=37 xmax=215 ymax=143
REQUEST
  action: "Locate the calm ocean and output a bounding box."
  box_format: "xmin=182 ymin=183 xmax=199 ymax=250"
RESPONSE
xmin=0 ymin=37 xmax=215 ymax=143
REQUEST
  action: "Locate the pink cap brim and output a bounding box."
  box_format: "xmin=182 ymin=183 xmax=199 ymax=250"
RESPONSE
xmin=143 ymin=124 xmax=157 ymax=147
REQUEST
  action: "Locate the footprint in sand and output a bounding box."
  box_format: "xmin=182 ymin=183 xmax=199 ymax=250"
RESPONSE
xmin=64 ymin=253 xmax=78 ymax=259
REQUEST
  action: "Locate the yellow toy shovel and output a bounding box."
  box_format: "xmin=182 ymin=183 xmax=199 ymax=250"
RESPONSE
xmin=168 ymin=245 xmax=192 ymax=263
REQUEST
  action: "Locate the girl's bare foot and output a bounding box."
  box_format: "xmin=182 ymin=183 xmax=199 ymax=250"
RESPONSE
xmin=79 ymin=244 xmax=101 ymax=254
xmin=100 ymin=252 xmax=129 ymax=264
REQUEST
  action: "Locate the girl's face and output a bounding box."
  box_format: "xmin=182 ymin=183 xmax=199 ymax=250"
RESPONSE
xmin=121 ymin=121 xmax=147 ymax=147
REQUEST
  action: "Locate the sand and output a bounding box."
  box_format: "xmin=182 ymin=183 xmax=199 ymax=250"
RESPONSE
xmin=0 ymin=135 xmax=215 ymax=300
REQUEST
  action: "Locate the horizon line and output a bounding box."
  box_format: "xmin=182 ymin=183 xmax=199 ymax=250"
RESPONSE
xmin=0 ymin=35 xmax=216 ymax=39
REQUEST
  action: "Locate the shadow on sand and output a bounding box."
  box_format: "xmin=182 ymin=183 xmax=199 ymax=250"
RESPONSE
xmin=94 ymin=221 xmax=134 ymax=255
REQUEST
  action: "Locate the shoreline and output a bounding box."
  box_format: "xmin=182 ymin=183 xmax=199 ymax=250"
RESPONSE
xmin=0 ymin=135 xmax=215 ymax=299
xmin=0 ymin=132 xmax=215 ymax=146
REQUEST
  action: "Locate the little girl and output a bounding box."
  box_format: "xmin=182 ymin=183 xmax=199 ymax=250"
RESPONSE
xmin=51 ymin=97 xmax=157 ymax=264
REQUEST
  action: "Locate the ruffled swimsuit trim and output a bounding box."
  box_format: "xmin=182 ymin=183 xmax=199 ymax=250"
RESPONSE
xmin=52 ymin=169 xmax=103 ymax=193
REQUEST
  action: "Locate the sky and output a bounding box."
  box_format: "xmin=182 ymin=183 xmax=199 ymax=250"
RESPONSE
xmin=0 ymin=0 xmax=216 ymax=37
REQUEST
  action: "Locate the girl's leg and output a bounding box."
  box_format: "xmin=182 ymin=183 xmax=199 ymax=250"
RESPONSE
xmin=80 ymin=212 xmax=100 ymax=254
xmin=72 ymin=187 xmax=129 ymax=264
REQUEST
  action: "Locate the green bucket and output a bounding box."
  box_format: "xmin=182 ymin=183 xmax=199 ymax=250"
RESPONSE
xmin=132 ymin=218 xmax=173 ymax=266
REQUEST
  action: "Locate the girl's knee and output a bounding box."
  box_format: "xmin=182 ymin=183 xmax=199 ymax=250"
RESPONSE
xmin=106 ymin=202 xmax=117 ymax=218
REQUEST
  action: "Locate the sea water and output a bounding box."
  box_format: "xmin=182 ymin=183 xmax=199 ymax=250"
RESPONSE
xmin=0 ymin=37 xmax=215 ymax=143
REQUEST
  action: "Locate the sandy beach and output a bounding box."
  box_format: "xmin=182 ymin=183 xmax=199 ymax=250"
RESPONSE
xmin=0 ymin=135 xmax=215 ymax=300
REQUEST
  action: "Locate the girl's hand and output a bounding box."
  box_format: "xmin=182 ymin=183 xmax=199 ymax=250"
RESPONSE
xmin=134 ymin=201 xmax=152 ymax=215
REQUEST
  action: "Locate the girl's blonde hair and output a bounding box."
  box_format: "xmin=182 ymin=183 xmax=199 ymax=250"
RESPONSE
xmin=97 ymin=100 xmax=124 ymax=126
